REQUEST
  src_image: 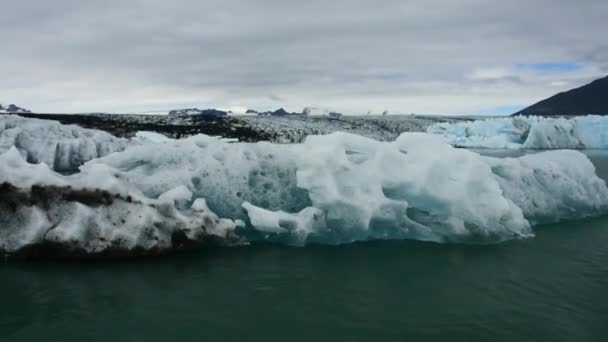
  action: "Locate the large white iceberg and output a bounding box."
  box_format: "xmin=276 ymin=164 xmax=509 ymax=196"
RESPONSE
xmin=427 ymin=115 xmax=608 ymax=149
xmin=2 ymin=116 xmax=608 ymax=255
xmin=87 ymin=131 xmax=608 ymax=246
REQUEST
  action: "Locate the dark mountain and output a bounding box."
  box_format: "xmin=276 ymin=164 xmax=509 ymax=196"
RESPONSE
xmin=256 ymin=108 xmax=301 ymax=116
xmin=514 ymin=75 xmax=608 ymax=116
xmin=271 ymin=108 xmax=290 ymax=116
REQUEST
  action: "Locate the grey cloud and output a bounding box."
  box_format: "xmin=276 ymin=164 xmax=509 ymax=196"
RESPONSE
xmin=268 ymin=94 xmax=284 ymax=102
xmin=586 ymin=46 xmax=608 ymax=71
xmin=1 ymin=0 xmax=606 ymax=114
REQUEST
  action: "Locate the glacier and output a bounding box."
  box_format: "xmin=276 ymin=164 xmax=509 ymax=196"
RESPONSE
xmin=427 ymin=115 xmax=608 ymax=149
xmin=2 ymin=115 xmax=608 ymax=257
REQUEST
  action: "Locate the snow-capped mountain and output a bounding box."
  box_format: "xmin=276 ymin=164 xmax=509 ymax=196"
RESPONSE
xmin=168 ymin=108 xmax=228 ymax=118
xmin=0 ymin=103 xmax=31 ymax=113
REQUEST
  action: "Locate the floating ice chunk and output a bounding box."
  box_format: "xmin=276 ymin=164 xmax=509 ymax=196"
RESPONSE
xmin=242 ymin=202 xmax=326 ymax=244
xmin=426 ymin=117 xmax=528 ymax=149
xmin=428 ymin=115 xmax=608 ymax=149
xmin=522 ymin=119 xmax=584 ymax=149
xmin=486 ymin=150 xmax=608 ymax=224
xmin=242 ymin=202 xmax=289 ymax=233
xmin=574 ymin=115 xmax=608 ymax=149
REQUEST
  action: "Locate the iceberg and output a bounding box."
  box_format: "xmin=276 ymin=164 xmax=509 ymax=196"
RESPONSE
xmin=427 ymin=115 xmax=608 ymax=149
xmin=486 ymin=150 xmax=608 ymax=224
xmin=2 ymin=116 xmax=608 ymax=255
xmin=86 ymin=131 xmax=607 ymax=246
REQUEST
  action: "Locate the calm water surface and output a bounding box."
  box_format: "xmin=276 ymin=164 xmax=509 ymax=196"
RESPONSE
xmin=1 ymin=151 xmax=607 ymax=341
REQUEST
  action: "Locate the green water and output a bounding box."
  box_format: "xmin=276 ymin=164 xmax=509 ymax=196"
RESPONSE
xmin=1 ymin=152 xmax=608 ymax=341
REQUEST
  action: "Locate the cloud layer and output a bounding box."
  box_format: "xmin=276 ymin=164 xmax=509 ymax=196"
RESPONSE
xmin=1 ymin=0 xmax=607 ymax=114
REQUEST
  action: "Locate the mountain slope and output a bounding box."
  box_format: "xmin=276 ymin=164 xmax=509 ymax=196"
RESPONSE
xmin=514 ymin=76 xmax=608 ymax=116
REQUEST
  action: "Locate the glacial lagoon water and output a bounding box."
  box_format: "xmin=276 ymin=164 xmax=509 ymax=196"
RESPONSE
xmin=1 ymin=150 xmax=607 ymax=341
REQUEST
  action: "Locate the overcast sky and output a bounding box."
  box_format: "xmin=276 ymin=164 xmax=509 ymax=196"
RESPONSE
xmin=1 ymin=0 xmax=607 ymax=115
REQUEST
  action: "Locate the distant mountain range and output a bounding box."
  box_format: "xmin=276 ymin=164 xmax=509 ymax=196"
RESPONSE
xmin=169 ymin=107 xmax=344 ymax=117
xmin=514 ymin=75 xmax=608 ymax=116
xmin=0 ymin=104 xmax=30 ymax=114
xmin=168 ymin=108 xmax=229 ymax=117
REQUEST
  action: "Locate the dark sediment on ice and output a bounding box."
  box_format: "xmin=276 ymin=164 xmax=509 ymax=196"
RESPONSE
xmin=0 ymin=182 xmax=236 ymax=260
